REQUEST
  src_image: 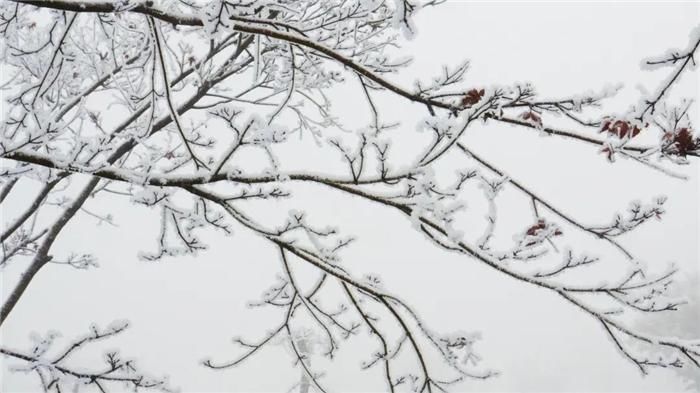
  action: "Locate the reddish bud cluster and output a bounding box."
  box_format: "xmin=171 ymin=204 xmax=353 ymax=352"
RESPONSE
xmin=664 ymin=127 xmax=699 ymax=157
xmin=520 ymin=111 xmax=542 ymax=128
xmin=600 ymin=119 xmax=643 ymax=139
xmin=526 ymin=219 xmax=563 ymax=237
xmin=461 ymin=88 xmax=485 ymax=107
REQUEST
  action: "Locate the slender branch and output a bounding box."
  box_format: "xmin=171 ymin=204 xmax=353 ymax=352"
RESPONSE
xmin=456 ymin=142 xmax=635 ymax=260
xmin=1 ymin=176 xmax=64 ymax=243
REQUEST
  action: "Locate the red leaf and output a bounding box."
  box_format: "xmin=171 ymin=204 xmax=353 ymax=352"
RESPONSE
xmin=526 ymin=219 xmax=546 ymax=236
xmin=461 ymin=88 xmax=485 ymax=107
xmin=521 ymin=111 xmax=542 ymax=128
xmin=525 ymin=219 xmax=563 ymax=237
xmin=599 ymin=119 xmax=643 ymax=139
xmin=670 ymin=127 xmax=699 ymax=157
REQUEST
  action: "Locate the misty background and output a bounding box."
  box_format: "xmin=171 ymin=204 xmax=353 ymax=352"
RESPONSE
xmin=1 ymin=1 xmax=699 ymax=392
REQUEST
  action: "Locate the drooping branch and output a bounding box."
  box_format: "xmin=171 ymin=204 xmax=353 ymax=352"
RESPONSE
xmin=456 ymin=143 xmax=636 ymax=260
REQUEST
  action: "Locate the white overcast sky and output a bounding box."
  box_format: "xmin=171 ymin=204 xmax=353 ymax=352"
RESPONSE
xmin=1 ymin=1 xmax=699 ymax=392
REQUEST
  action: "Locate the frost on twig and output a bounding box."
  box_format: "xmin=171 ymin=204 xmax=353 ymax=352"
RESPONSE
xmin=589 ymin=197 xmax=666 ymax=237
xmin=1 ymin=321 xmax=175 ymax=392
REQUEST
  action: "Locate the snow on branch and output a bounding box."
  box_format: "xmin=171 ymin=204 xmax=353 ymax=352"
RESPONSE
xmin=1 ymin=321 xmax=175 ymax=392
